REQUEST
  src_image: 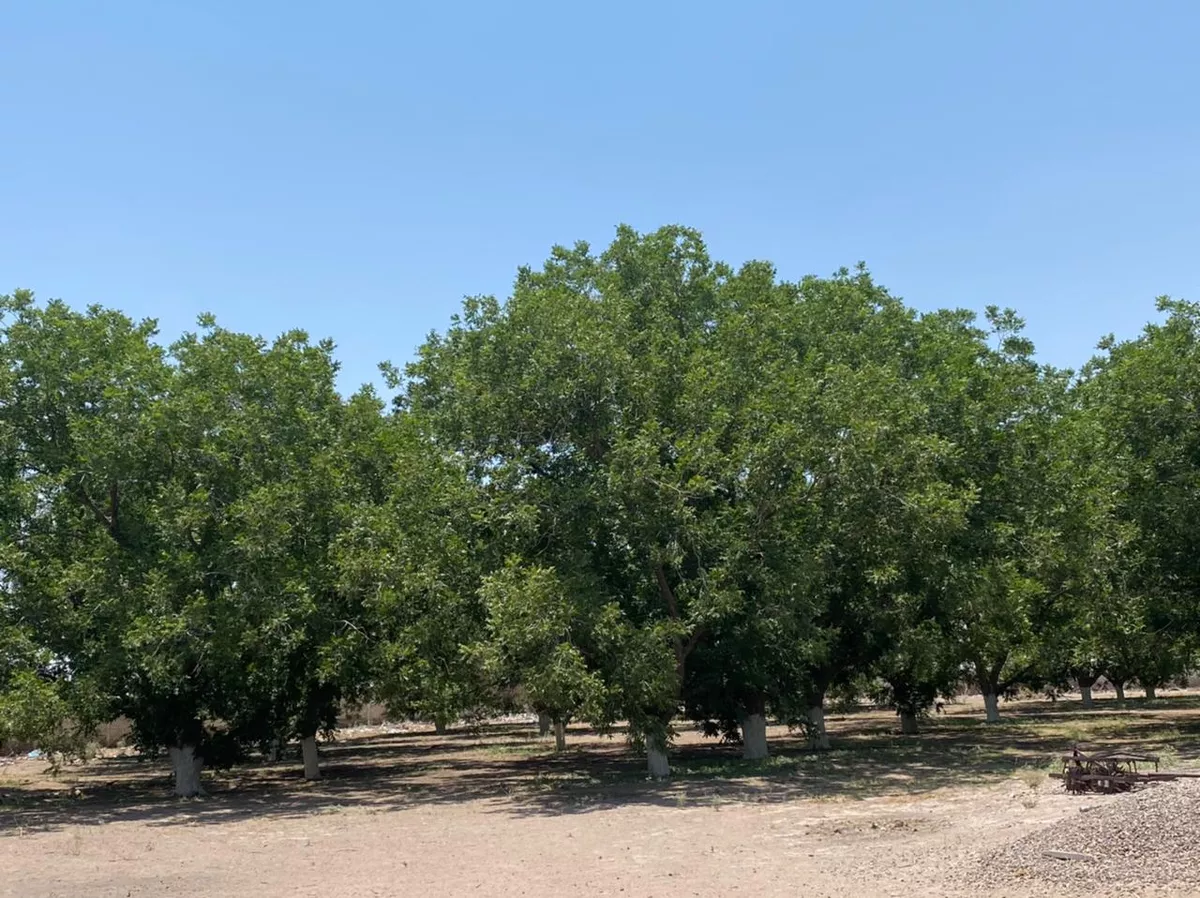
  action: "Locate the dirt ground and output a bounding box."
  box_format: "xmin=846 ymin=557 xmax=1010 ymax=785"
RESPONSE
xmin=4 ymin=692 xmax=1200 ymax=898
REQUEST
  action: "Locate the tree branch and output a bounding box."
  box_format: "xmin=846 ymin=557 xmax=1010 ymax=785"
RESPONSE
xmin=654 ymin=563 xmax=680 ymax=621
xmin=70 ymin=477 xmax=120 ymax=542
xmin=109 ymin=481 xmax=120 ymax=540
xmin=654 ymin=562 xmax=703 ymax=675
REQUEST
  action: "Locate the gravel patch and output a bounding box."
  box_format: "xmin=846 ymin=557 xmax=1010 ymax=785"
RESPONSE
xmin=962 ymin=779 xmax=1200 ymax=893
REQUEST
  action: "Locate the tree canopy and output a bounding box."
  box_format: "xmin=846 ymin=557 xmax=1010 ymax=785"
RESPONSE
xmin=2 ymin=227 xmax=1198 ymax=789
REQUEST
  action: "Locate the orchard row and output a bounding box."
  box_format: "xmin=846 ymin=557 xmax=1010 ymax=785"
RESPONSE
xmin=2 ymin=226 xmax=1197 ymax=794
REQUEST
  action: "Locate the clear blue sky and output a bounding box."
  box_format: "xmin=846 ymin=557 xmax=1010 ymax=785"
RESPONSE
xmin=4 ymin=1 xmax=1198 ymax=392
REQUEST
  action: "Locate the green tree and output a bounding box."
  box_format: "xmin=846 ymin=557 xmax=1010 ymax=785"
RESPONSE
xmin=474 ymin=562 xmax=604 ymax=750
xmin=405 ymin=227 xmax=748 ymax=776
xmin=1037 ymin=383 xmax=1143 ymax=710
xmin=720 ymin=268 xmax=969 ymax=745
xmin=1077 ymin=298 xmax=1200 ymax=697
xmin=407 ymin=240 xmax=974 ymax=766
xmin=0 ymin=294 xmax=378 ymax=792
xmin=926 ymin=307 xmax=1069 ymax=722
xmin=0 ymin=291 xmax=219 ymax=792
xmin=162 ymin=320 xmax=377 ymax=780
xmin=335 ymin=410 xmax=490 ymax=735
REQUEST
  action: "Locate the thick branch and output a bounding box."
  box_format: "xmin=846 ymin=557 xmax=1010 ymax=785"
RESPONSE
xmin=109 ymin=481 xmax=119 ymax=539
xmin=654 ymin=563 xmax=703 ymax=675
xmin=989 ymin=654 xmax=1009 ymax=689
xmin=999 ymin=665 xmax=1032 ymax=694
xmin=70 ymin=478 xmax=119 ymax=541
xmin=654 ymin=563 xmax=680 ymax=620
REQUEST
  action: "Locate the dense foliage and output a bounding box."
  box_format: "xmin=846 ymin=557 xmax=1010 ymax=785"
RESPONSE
xmin=2 ymin=228 xmax=1198 ymax=790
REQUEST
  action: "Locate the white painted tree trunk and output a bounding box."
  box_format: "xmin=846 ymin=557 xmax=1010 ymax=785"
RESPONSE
xmin=808 ymin=705 xmax=830 ymax=750
xmin=646 ymin=737 xmax=670 ymax=779
xmin=538 ymin=712 xmax=552 ymax=737
xmin=554 ymin=720 xmax=567 ymax=752
xmin=983 ymin=692 xmax=1000 ymax=723
xmin=741 ymin=713 xmax=769 ymax=760
xmin=169 ymin=745 xmax=204 ymax=797
xmin=301 ymin=736 xmax=321 ymax=781
xmin=1080 ymin=685 xmax=1094 ymax=709
xmin=900 ymin=711 xmax=919 ymax=735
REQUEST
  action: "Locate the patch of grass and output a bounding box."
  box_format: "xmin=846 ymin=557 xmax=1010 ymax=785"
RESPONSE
xmin=481 ymin=743 xmax=551 ymax=759
xmin=1156 ymin=745 xmax=1183 ymax=769
xmin=1013 ymin=761 xmax=1055 ymax=793
xmin=528 ymin=770 xmax=603 ymax=791
xmin=673 ymin=754 xmax=803 ymax=780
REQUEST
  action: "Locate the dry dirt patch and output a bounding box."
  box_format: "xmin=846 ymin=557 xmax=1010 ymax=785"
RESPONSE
xmin=3 ymin=695 xmax=1200 ymax=898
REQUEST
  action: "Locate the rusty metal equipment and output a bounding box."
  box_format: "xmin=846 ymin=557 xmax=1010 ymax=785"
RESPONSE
xmin=1050 ymin=744 xmax=1200 ymax=793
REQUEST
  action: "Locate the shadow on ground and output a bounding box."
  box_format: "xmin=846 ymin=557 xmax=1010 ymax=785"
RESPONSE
xmin=3 ymin=693 xmax=1198 ymax=834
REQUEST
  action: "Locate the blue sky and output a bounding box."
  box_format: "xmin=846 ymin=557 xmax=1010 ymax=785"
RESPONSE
xmin=4 ymin=1 xmax=1198 ymax=392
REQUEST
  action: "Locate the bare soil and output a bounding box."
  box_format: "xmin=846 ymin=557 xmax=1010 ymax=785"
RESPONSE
xmin=4 ymin=692 xmax=1200 ymax=898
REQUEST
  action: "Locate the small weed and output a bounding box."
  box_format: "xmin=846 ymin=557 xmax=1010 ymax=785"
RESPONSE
xmin=1013 ymin=765 xmax=1049 ymax=792
xmin=1154 ymin=744 xmax=1182 ymax=769
xmin=1056 ymin=724 xmax=1092 ymax=745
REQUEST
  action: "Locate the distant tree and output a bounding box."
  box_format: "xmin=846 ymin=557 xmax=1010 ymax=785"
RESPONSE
xmin=928 ymin=307 xmax=1070 ymax=722
xmin=1077 ymin=298 xmax=1200 ymax=699
xmin=473 ymin=562 xmax=605 ymax=751
xmin=1037 ymin=388 xmax=1143 ymax=710
xmin=335 ymin=410 xmax=490 ymax=736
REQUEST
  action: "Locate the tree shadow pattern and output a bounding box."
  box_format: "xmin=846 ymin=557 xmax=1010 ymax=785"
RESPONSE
xmin=3 ymin=694 xmax=1198 ymax=834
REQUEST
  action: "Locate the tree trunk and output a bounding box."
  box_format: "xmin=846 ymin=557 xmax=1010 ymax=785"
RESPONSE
xmin=1080 ymin=684 xmax=1094 ymax=709
xmin=983 ymin=691 xmax=1000 ymax=723
xmin=553 ymin=720 xmax=567 ymax=752
xmin=1114 ymin=682 xmax=1126 ymax=704
xmin=808 ymin=705 xmax=830 ymax=750
xmin=537 ymin=712 xmax=552 ymax=738
xmin=434 ymin=719 xmax=448 ymax=736
xmin=1144 ymin=684 xmax=1157 ymax=701
xmin=646 ymin=735 xmax=670 ymax=779
xmin=900 ymin=710 xmax=919 ymax=735
xmin=301 ymin=735 xmax=321 ymax=781
xmin=169 ymin=745 xmax=204 ymax=797
xmin=741 ymin=713 xmax=769 ymax=760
